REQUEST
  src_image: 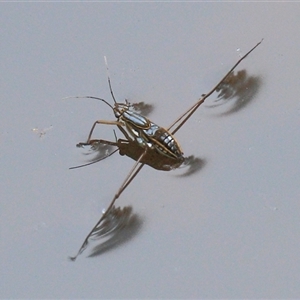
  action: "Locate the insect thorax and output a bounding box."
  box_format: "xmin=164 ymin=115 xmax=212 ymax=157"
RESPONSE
xmin=115 ymin=105 xmax=183 ymax=161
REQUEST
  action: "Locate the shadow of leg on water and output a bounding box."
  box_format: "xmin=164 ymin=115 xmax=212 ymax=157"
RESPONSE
xmin=175 ymin=156 xmax=207 ymax=177
xmin=207 ymin=69 xmax=262 ymax=116
xmin=87 ymin=206 xmax=143 ymax=258
xmin=131 ymin=101 xmax=155 ymax=116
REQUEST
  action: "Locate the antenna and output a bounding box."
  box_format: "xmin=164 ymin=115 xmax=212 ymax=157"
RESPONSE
xmin=62 ymin=95 xmax=114 ymax=111
xmin=104 ymin=56 xmax=117 ymax=104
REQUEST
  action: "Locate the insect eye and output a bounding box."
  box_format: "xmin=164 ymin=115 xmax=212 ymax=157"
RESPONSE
xmin=114 ymin=109 xmax=121 ymax=118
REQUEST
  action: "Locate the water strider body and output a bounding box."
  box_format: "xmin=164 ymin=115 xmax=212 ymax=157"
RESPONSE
xmin=67 ymin=40 xmax=263 ymax=260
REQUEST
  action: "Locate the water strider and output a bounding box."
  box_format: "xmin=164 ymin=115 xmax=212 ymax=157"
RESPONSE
xmin=67 ymin=40 xmax=263 ymax=260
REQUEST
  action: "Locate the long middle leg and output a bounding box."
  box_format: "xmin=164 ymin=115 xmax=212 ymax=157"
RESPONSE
xmin=168 ymin=40 xmax=263 ymax=135
xmin=69 ymin=150 xmax=147 ymax=261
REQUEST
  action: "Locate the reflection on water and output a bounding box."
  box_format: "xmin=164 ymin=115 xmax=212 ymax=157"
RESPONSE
xmin=69 ymin=142 xmax=117 ymax=169
xmin=69 ymin=205 xmax=141 ymax=260
xmin=73 ymin=138 xmax=205 ymax=176
xmin=88 ymin=205 xmax=142 ymax=258
xmin=208 ymin=69 xmax=262 ymax=115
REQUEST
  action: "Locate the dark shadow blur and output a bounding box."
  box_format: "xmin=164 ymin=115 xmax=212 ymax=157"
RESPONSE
xmin=69 ymin=142 xmax=117 ymax=169
xmin=176 ymin=155 xmax=207 ymax=177
xmin=88 ymin=206 xmax=142 ymax=258
xmin=207 ymin=69 xmax=262 ymax=116
xmin=85 ymin=142 xmax=116 ymax=160
xmin=131 ymin=101 xmax=155 ymax=116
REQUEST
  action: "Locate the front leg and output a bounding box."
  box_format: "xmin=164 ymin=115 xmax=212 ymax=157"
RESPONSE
xmin=84 ymin=120 xmax=124 ymax=144
xmin=76 ymin=138 xmax=119 ymax=148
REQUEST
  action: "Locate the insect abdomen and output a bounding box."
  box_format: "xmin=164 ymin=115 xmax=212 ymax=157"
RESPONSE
xmin=147 ymin=127 xmax=183 ymax=160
